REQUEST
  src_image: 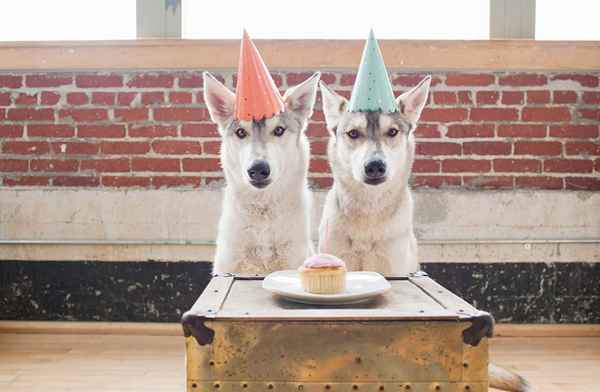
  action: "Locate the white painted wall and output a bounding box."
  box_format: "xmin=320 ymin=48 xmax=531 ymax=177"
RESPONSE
xmin=1 ymin=189 xmax=598 ymax=263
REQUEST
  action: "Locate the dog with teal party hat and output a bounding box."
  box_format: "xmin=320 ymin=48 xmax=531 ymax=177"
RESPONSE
xmin=319 ymin=31 xmax=533 ymax=392
xmin=318 ymin=29 xmax=427 ymax=275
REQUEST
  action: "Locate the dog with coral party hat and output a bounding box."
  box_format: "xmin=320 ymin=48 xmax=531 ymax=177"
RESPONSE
xmin=318 ymin=30 xmax=533 ymax=392
xmin=204 ymin=31 xmax=320 ymax=275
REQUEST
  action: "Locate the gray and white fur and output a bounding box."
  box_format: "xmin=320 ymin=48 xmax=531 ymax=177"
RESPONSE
xmin=204 ymin=72 xmax=321 ymax=275
xmin=318 ymin=77 xmax=430 ymax=275
xmin=319 ymin=76 xmax=534 ymax=392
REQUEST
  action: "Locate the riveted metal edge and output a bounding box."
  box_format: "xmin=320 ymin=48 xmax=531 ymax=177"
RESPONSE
xmin=187 ymin=381 xmax=487 ymax=392
xmin=181 ymin=274 xmax=235 ymax=345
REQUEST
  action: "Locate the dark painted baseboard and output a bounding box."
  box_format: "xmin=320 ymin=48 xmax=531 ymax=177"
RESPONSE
xmin=424 ymin=263 xmax=599 ymax=323
xmin=0 ymin=260 xmax=212 ymax=322
xmin=1 ymin=261 xmax=598 ymax=323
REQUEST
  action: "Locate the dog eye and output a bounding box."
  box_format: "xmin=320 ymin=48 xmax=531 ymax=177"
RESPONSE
xmin=387 ymin=128 xmax=400 ymax=137
xmin=346 ymin=129 xmax=360 ymax=139
xmin=273 ymin=126 xmax=286 ymax=137
xmin=235 ymin=128 xmax=247 ymax=139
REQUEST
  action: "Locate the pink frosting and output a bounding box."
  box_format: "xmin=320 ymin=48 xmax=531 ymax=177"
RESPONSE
xmin=302 ymin=253 xmax=346 ymax=269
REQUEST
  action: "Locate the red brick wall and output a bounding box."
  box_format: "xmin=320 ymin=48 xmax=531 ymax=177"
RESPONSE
xmin=0 ymin=71 xmax=598 ymax=190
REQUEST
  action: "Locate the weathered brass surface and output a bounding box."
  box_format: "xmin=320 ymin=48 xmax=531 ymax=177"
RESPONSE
xmin=463 ymin=339 xmax=488 ymax=381
xmin=184 ymin=275 xmax=489 ymax=392
xmin=186 ymin=322 xmax=487 ymax=383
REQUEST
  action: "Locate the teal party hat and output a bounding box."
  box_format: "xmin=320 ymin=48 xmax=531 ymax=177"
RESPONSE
xmin=348 ymin=30 xmax=397 ymax=113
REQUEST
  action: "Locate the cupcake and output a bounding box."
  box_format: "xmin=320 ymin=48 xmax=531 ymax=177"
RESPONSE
xmin=299 ymin=254 xmax=346 ymax=294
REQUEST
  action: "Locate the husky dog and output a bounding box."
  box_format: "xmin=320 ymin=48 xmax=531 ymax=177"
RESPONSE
xmin=317 ymin=77 xmax=428 ymax=275
xmin=203 ymin=72 xmax=320 ymax=275
xmin=319 ymin=77 xmax=533 ymax=392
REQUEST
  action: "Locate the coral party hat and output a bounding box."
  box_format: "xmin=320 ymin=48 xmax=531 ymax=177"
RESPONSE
xmin=234 ymin=30 xmax=284 ymax=121
xmin=348 ymin=30 xmax=398 ymax=113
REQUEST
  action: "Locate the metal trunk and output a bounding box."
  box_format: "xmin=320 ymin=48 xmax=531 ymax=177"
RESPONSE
xmin=182 ymin=273 xmax=492 ymax=392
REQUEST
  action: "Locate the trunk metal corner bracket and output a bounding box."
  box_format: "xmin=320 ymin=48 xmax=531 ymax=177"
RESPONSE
xmin=181 ymin=275 xmax=234 ymax=345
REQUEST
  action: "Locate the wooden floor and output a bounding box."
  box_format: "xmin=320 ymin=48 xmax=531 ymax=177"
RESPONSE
xmin=0 ymin=333 xmax=598 ymax=392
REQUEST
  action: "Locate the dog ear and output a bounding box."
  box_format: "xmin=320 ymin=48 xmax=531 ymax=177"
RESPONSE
xmin=396 ymin=76 xmax=431 ymax=124
xmin=319 ymin=81 xmax=348 ymax=134
xmin=283 ymin=72 xmax=321 ymax=120
xmin=203 ymin=72 xmax=235 ymax=130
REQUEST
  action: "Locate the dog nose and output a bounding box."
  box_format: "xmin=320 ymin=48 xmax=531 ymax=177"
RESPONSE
xmin=364 ymin=159 xmax=387 ymax=179
xmin=247 ymin=160 xmax=271 ymax=182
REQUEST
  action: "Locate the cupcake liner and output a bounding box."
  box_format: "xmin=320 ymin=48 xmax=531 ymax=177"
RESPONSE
xmin=300 ymin=269 xmax=346 ymax=294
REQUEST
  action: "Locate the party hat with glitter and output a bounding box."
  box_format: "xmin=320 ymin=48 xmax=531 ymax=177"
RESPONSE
xmin=348 ymin=30 xmax=397 ymax=113
xmin=234 ymin=30 xmax=284 ymax=121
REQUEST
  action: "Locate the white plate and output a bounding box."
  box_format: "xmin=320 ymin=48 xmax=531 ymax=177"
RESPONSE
xmin=262 ymin=270 xmax=391 ymax=305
